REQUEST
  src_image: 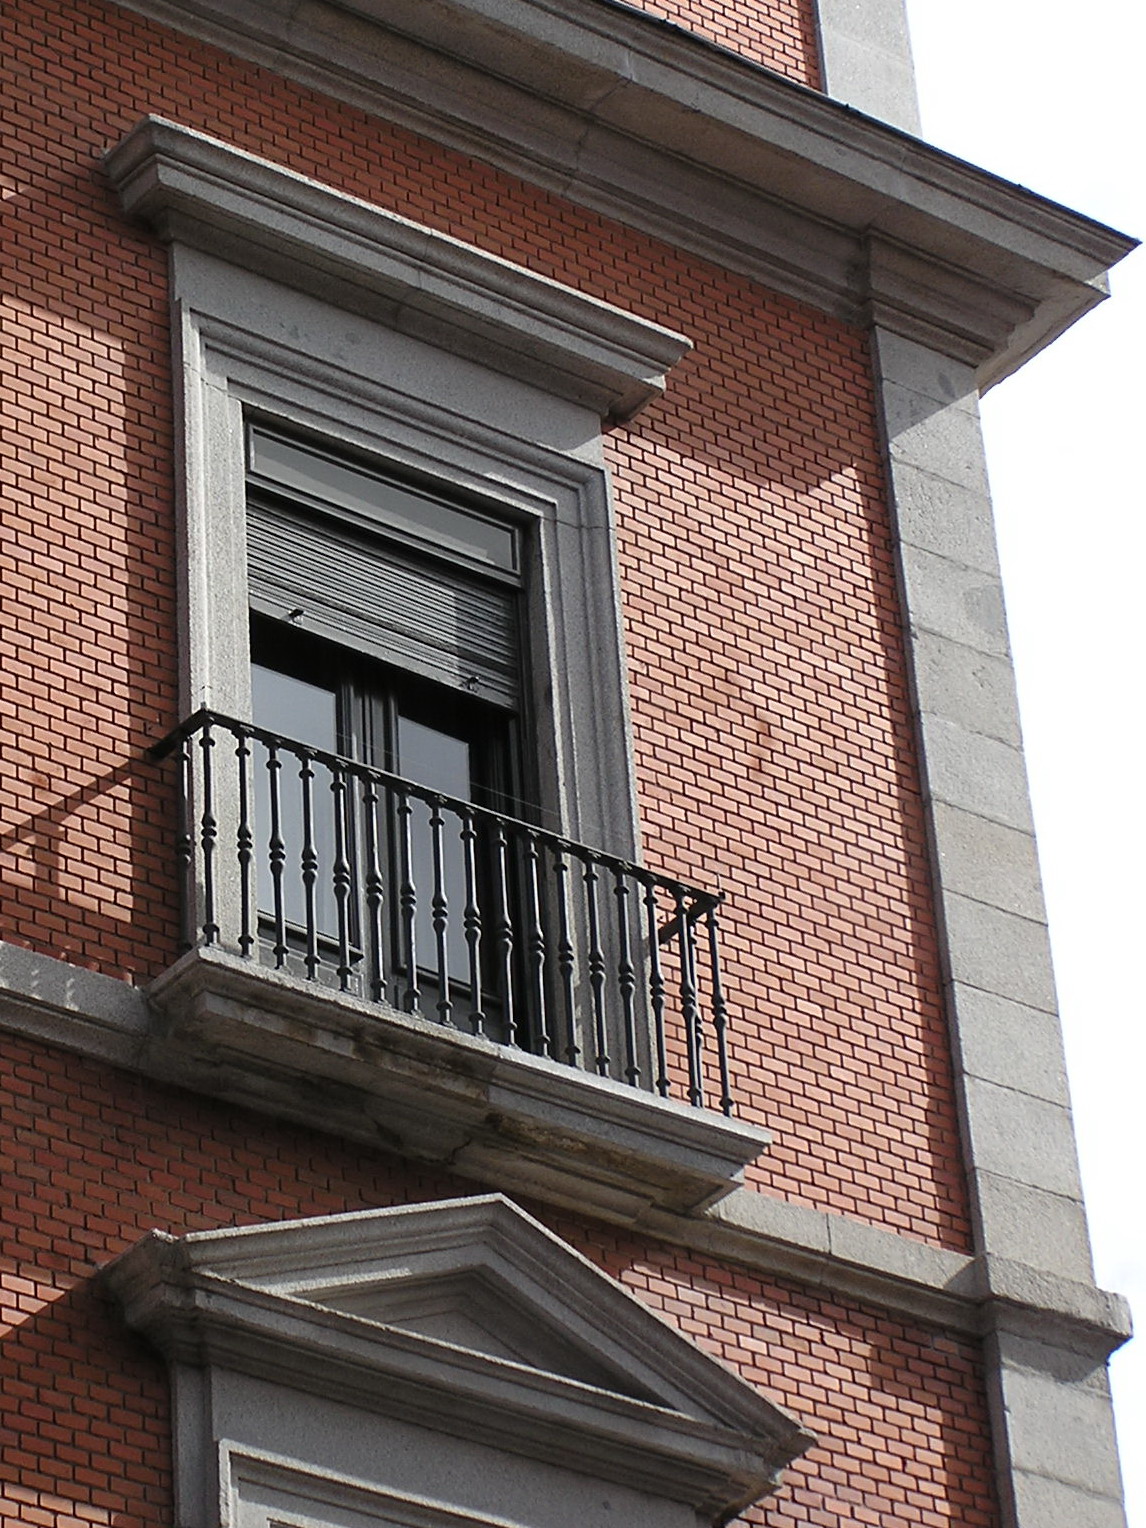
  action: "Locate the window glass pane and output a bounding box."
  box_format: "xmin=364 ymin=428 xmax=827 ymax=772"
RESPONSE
xmin=252 ymin=663 xmax=339 ymax=937
xmin=253 ymin=664 xmax=337 ymax=755
xmin=249 ymin=426 xmax=518 ymax=574
xmin=397 ymin=715 xmax=472 ymax=799
xmin=397 ymin=714 xmax=473 ymax=983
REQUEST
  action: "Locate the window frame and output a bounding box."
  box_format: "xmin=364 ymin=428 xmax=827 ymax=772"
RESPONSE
xmin=172 ymin=256 xmax=651 ymax=1035
xmin=171 ymin=242 xmax=644 ymax=868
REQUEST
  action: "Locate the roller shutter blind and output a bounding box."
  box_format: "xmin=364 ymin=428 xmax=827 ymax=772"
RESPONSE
xmin=246 ymin=497 xmax=521 ymax=710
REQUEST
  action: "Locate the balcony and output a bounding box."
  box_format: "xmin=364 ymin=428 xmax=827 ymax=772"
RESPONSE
xmin=146 ymin=711 xmax=769 ymax=1218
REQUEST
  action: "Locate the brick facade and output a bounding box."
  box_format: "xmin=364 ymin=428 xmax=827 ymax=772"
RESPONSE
xmin=0 ymin=0 xmax=969 ymax=1247
xmin=620 ymin=0 xmax=822 ymax=83
xmin=0 ymin=1037 xmax=996 ymax=1528
xmin=7 ymin=0 xmax=1117 ymax=1524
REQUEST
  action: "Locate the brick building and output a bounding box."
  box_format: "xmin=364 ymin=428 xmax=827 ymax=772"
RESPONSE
xmin=0 ymin=1 xmax=1133 ymax=1525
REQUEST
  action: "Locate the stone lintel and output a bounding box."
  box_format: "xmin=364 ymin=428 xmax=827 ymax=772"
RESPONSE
xmin=105 ymin=0 xmax=1136 ymax=384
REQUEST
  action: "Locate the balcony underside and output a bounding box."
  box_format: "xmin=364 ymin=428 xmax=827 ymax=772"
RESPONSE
xmin=146 ymin=945 xmax=769 ymax=1221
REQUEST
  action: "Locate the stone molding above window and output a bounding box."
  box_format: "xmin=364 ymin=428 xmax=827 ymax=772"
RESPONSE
xmin=104 ymin=113 xmax=690 ymax=859
xmin=101 ymin=1195 xmax=814 ymax=1527
xmin=104 ymin=116 xmax=690 ymax=425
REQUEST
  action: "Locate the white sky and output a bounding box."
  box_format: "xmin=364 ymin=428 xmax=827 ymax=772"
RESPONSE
xmin=902 ymin=0 xmax=1145 ymax=1519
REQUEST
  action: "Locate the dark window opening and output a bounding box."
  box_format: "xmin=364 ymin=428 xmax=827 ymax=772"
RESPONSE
xmin=245 ymin=423 xmax=533 ymax=1039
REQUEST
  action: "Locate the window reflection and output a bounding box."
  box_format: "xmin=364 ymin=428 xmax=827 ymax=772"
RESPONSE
xmin=251 ymin=664 xmax=339 ymax=938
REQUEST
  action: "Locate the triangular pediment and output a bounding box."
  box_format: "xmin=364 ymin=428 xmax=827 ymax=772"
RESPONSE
xmin=167 ymin=1194 xmax=756 ymax=1421
xmin=312 ymin=1267 xmax=659 ymax=1401
xmin=103 ymin=1195 xmax=813 ymax=1522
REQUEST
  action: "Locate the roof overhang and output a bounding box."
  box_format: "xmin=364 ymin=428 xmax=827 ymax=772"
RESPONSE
xmin=109 ymin=0 xmax=1136 ymax=387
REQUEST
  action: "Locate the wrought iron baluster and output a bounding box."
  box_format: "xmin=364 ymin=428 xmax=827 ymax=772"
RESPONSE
xmin=175 ymin=732 xmax=195 ymax=951
xmin=235 ymin=725 xmax=254 ymax=958
xmin=614 ymin=868 xmax=639 ymax=1085
xmin=397 ymin=786 xmax=419 ymax=1013
xmin=492 ymin=818 xmax=517 ymax=1046
xmin=705 ymin=902 xmax=733 ymax=1116
xmin=198 ymin=720 xmax=219 ymax=946
xmin=583 ymin=852 xmax=609 ymax=1077
xmin=675 ymin=887 xmax=703 ymax=1108
xmin=331 ymin=760 xmax=353 ymax=991
xmin=429 ymin=794 xmax=452 ymax=1026
xmin=643 ymin=877 xmax=669 ymax=1098
xmin=155 ymin=710 xmax=738 ymax=1111
xmin=525 ymin=830 xmax=550 ymax=1057
xmin=298 ymin=748 xmax=320 ymax=980
xmin=265 ymin=740 xmax=287 ymax=968
xmin=459 ymin=805 xmax=484 ymax=1035
xmin=362 ymin=770 xmax=385 ymax=1002
xmin=553 ymin=842 xmax=579 ymax=1067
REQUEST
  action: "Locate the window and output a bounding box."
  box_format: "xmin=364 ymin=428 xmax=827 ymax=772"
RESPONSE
xmin=244 ymin=422 xmax=533 ymax=1036
xmin=117 ymin=117 xmax=771 ymax=1213
xmin=103 ymin=116 xmax=691 ymax=884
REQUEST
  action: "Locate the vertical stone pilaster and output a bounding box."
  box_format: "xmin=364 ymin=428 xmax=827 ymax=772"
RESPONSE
xmin=871 ymin=327 xmax=1128 ymax=1528
xmin=815 ymin=0 xmax=921 ymax=131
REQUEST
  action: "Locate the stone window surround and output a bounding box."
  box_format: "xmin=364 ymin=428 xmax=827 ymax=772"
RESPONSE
xmin=100 ymin=1194 xmax=814 ymax=1528
xmin=222 ymin=1450 xmax=516 ymax=1528
xmin=169 ymin=255 xmax=640 ymax=857
xmin=99 ymin=115 xmax=772 ymax=1222
xmin=105 ymin=113 xmax=697 ymax=862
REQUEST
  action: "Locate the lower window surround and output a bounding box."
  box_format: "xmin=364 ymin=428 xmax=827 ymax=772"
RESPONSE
xmin=101 ymin=1195 xmax=813 ymax=1528
xmin=221 ymin=1450 xmax=512 ymax=1528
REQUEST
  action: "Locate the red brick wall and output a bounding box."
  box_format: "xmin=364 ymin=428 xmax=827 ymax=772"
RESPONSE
xmin=0 ymin=5 xmax=179 ymax=977
xmin=604 ymin=291 xmax=966 ymax=1248
xmin=567 ymin=1211 xmax=999 ymax=1528
xmin=0 ymin=0 xmax=968 ymax=1256
xmin=622 ymin=0 xmax=822 ymax=84
xmin=0 ymin=1040 xmax=997 ymax=1528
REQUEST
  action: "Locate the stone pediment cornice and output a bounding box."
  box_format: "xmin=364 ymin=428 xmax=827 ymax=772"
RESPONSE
xmin=104 ymin=115 xmax=692 ymax=424
xmin=102 ymin=1195 xmax=814 ymax=1521
xmin=107 ymin=0 xmax=1135 ymax=384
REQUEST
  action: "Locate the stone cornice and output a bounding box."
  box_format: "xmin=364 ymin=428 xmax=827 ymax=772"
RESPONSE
xmin=2 ymin=940 xmax=1131 ymax=1354
xmin=646 ymin=1191 xmax=1131 ymax=1358
xmin=104 ymin=115 xmax=690 ymax=424
xmin=101 ymin=1196 xmax=813 ymax=1518
xmin=105 ymin=0 xmax=1136 ymax=384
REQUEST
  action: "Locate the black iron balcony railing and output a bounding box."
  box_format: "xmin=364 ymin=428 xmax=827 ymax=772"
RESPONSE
xmin=152 ymin=709 xmax=734 ymax=1115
